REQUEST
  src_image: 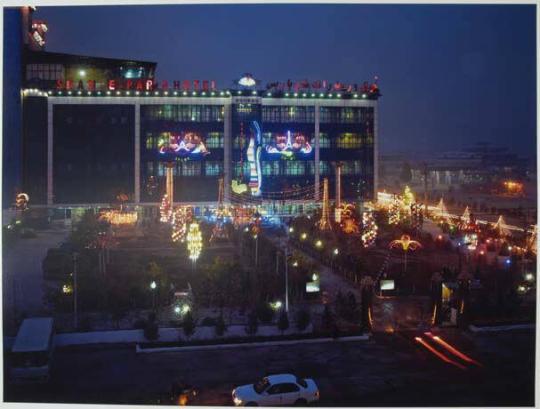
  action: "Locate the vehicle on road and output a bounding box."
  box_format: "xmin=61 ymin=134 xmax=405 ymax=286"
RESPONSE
xmin=9 ymin=317 xmax=55 ymax=383
xmin=232 ymin=374 xmax=319 ymax=406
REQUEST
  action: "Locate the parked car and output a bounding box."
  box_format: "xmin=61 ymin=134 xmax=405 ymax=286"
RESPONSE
xmin=232 ymin=374 xmax=319 ymax=406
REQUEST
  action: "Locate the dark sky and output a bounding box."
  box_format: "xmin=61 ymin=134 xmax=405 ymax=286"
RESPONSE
xmin=34 ymin=3 xmax=536 ymax=157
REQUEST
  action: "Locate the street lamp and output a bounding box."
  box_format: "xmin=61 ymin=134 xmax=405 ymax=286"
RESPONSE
xmin=150 ymin=281 xmax=157 ymax=310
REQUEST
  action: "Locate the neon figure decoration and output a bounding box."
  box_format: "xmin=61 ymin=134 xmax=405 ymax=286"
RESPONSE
xmin=158 ymin=132 xmax=209 ymax=156
xmin=246 ymin=121 xmax=262 ymax=197
xmin=265 ymin=131 xmax=312 ymax=157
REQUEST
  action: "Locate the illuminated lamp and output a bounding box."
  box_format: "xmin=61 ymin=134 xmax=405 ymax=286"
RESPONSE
xmin=337 ymin=93 xmax=341 ymax=98
xmin=267 ymin=92 xmax=272 ymax=96
xmin=79 ymin=70 xmax=86 ymax=77
xmin=226 ymin=90 xmax=231 ymax=95
xmin=126 ymin=91 xmax=130 ymax=95
xmin=353 ymin=94 xmax=358 ymax=98
xmin=145 ymin=91 xmax=149 ymax=95
xmin=193 ymin=91 xmax=197 ymax=96
xmin=302 ymin=93 xmax=307 ymax=97
xmin=238 ymin=75 xmax=257 ymax=87
xmin=285 ymin=93 xmax=289 ymax=97
xmin=220 ymin=91 xmax=224 ymax=96
xmin=58 ymin=91 xmax=62 ymax=95
xmin=106 ymin=91 xmax=111 ymax=95
xmin=77 ymin=90 xmax=81 ymax=95
xmin=164 ymin=91 xmax=168 ymax=95
xmin=252 ymin=90 xmax=257 ymax=95
xmin=237 ymin=90 xmax=242 ymax=95
xmin=173 ymin=91 xmax=178 ymax=95
xmin=48 ymin=90 xmax=52 ymax=94
xmin=311 ymin=93 xmax=315 ymax=97
xmin=320 ymin=93 xmax=324 ymax=97
xmin=186 ymin=222 xmax=203 ymax=261
xmin=183 ymin=91 xmax=187 ymax=96
xmin=201 ymin=91 xmax=206 ymax=96
xmin=328 ymin=93 xmax=333 ymax=97
xmin=116 ymin=91 xmax=121 ymax=95
xmin=87 ymin=91 xmax=91 ymax=95
xmin=333 ymin=248 xmax=339 ymax=255
xmin=362 ymin=93 xmax=367 ymax=98
xmin=294 ymin=93 xmax=298 ymax=97
xmin=68 ymin=91 xmax=72 ymax=95
xmin=154 ymin=91 xmax=159 ymax=95
xmin=211 ymin=92 xmax=215 ymax=96
xmin=315 ymin=239 xmax=323 ymax=248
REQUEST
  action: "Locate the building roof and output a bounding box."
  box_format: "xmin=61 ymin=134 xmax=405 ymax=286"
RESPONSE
xmin=24 ymin=49 xmax=157 ymax=69
xmin=12 ymin=317 xmax=54 ymax=353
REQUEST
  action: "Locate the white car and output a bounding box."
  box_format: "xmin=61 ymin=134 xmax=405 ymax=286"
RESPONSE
xmin=232 ymin=374 xmax=320 ymax=406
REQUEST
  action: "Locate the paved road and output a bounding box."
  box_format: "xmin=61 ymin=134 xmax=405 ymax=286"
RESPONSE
xmin=2 ymin=224 xmax=70 ymax=331
xmin=5 ymin=328 xmax=534 ymax=406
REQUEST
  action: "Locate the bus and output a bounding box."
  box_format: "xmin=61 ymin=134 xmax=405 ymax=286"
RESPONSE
xmin=9 ymin=317 xmax=55 ymax=383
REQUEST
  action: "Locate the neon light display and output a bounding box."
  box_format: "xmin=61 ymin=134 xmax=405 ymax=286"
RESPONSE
xmin=246 ymin=121 xmax=262 ymax=197
xmin=265 ymin=131 xmax=312 ymax=157
xmin=158 ymin=132 xmax=210 ymax=157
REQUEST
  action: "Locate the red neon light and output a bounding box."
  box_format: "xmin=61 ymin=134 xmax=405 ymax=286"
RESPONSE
xmin=415 ymin=337 xmax=466 ymax=370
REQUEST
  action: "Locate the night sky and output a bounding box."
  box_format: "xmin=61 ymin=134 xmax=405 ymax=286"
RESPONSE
xmin=34 ymin=3 xmax=536 ymax=157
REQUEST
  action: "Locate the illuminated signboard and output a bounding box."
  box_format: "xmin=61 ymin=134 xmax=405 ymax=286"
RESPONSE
xmin=238 ymin=74 xmax=257 ymax=87
xmin=265 ymin=131 xmax=312 ymax=158
xmin=158 ymin=132 xmax=210 ymax=158
xmin=380 ymin=280 xmax=395 ymax=291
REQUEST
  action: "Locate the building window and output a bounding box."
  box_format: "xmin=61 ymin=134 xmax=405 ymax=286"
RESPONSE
xmin=206 ymin=132 xmax=223 ymax=148
xmin=262 ymin=106 xmax=315 ymax=123
xmin=234 ymin=162 xmax=250 ymax=178
xmin=319 ymin=161 xmax=331 ymax=175
xmin=262 ymin=161 xmax=280 ymax=176
xmin=26 ymin=63 xmax=64 ymax=81
xmin=285 ymin=161 xmax=306 ymax=176
xmin=141 ymin=105 xmax=224 ymax=122
xmin=319 ymin=133 xmax=330 ymax=148
xmin=336 ymin=133 xmax=363 ymax=149
xmin=181 ymin=162 xmax=201 ymax=176
xmin=205 ymin=161 xmax=222 ymax=176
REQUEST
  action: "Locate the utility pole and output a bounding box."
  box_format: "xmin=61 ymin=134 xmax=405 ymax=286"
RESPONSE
xmin=73 ymin=252 xmax=79 ymax=330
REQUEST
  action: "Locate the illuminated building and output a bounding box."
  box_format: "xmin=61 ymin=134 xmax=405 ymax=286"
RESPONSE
xmin=11 ymin=10 xmax=381 ymax=214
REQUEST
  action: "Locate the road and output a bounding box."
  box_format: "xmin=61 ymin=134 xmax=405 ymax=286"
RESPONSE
xmin=5 ymin=328 xmax=535 ymax=406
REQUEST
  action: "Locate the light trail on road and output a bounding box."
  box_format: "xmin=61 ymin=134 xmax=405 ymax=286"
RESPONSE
xmin=414 ymin=337 xmax=466 ymax=370
xmin=424 ymin=332 xmax=482 ymax=366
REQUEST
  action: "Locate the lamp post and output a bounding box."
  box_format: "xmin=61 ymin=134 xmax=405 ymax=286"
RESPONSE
xmin=150 ymin=280 xmax=157 ymax=310
xmin=73 ymin=252 xmax=79 ymax=330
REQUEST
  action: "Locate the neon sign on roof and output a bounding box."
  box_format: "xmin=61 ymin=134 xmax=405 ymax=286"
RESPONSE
xmin=266 ymin=131 xmax=312 ymax=157
xmin=158 ymin=132 xmax=209 ymax=157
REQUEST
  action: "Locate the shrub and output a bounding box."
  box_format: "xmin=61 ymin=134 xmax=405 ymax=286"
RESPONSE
xmin=296 ymin=309 xmax=311 ymax=332
xmin=277 ymin=310 xmax=289 ymax=334
xmin=215 ymin=314 xmax=227 ymax=337
xmin=256 ymin=302 xmax=275 ymax=324
xmin=245 ymin=311 xmax=258 ymax=336
xmin=133 ymin=319 xmax=146 ymax=330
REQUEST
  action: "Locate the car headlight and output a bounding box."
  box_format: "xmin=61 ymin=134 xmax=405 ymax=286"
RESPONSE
xmin=233 ymin=396 xmax=243 ymax=406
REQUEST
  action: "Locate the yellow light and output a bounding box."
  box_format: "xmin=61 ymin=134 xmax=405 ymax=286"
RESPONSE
xmin=315 ymin=240 xmax=323 ymax=248
xmin=186 ymin=222 xmax=203 ymax=261
xmin=301 ymin=233 xmax=307 ymax=240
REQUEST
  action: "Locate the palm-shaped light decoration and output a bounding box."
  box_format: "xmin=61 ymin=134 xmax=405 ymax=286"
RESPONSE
xmin=389 ymin=234 xmax=422 ymax=273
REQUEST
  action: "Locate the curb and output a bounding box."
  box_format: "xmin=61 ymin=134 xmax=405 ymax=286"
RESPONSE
xmin=469 ymin=323 xmax=535 ymax=333
xmin=135 ymin=334 xmax=371 ymax=354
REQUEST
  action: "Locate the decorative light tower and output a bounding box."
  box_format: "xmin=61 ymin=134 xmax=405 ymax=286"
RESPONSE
xmin=318 ymin=178 xmax=332 ymax=231
xmin=210 ymin=178 xmax=229 ymax=242
xmin=334 ymin=162 xmax=342 ymax=223
xmin=361 ymin=211 xmax=378 ymax=248
xmin=186 ymin=222 xmax=203 ymax=268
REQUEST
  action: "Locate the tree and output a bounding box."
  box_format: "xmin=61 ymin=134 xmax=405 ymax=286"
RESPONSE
xmin=296 ymin=309 xmax=311 ymax=332
xmin=182 ymin=312 xmax=196 ymax=340
xmin=256 ymin=302 xmax=275 ymax=324
xmin=245 ymin=311 xmax=259 ymax=336
xmin=215 ymin=314 xmax=227 ymax=337
xmin=277 ymin=310 xmax=289 ymax=335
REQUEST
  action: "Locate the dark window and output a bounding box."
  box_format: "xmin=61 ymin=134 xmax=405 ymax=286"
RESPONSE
xmin=280 ymin=384 xmax=300 ymax=393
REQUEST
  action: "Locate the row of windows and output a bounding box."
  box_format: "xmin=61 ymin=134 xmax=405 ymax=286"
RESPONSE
xmin=26 ymin=63 xmax=64 ymax=81
xmin=141 ymin=105 xmax=224 ymax=122
xmin=262 ymin=106 xmax=316 ymax=123
xmin=320 ymin=107 xmax=374 ymax=124
xmin=146 ymin=161 xmax=223 ymax=176
xmin=231 ymin=133 xmax=373 ymax=149
xmin=144 ymin=132 xmax=224 ymax=150
xmin=233 ymin=160 xmax=368 ymax=177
